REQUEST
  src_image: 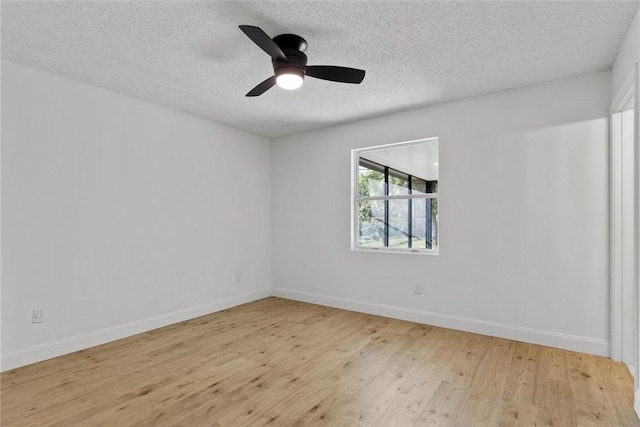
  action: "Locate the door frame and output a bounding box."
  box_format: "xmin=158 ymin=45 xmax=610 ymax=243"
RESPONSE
xmin=610 ymin=64 xmax=639 ymax=410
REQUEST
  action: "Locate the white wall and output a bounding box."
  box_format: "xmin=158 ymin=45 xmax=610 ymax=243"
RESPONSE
xmin=613 ymin=7 xmax=639 ymax=98
xmin=1 ymin=60 xmax=272 ymax=370
xmin=272 ymin=71 xmax=611 ymax=356
xmin=0 ymin=59 xmax=615 ymax=371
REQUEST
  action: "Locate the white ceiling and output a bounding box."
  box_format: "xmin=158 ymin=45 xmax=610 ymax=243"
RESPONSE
xmin=2 ymin=1 xmax=638 ymax=138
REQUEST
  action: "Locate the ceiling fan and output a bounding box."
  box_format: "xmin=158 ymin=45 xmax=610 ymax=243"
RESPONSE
xmin=239 ymin=25 xmax=366 ymax=97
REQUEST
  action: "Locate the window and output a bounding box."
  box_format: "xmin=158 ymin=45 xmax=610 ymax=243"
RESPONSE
xmin=352 ymin=138 xmax=438 ymax=254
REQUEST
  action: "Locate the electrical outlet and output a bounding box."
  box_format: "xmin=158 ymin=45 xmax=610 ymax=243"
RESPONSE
xmin=32 ymin=308 xmax=44 ymax=324
xmin=412 ymin=283 xmax=423 ymax=295
xmin=234 ymin=270 xmax=241 ymax=283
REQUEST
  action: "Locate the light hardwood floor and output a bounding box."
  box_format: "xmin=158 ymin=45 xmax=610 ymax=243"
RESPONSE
xmin=1 ymin=297 xmax=638 ymax=426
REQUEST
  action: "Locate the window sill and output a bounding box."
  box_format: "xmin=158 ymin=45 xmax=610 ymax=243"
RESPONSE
xmin=352 ymin=247 xmax=439 ymax=256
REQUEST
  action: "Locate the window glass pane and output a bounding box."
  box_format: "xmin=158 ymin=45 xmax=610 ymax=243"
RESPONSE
xmin=358 ymin=200 xmax=385 ymax=247
xmin=388 ymin=169 xmax=409 ymax=195
xmin=358 ymin=160 xmax=385 ymax=197
xmin=388 ymin=199 xmax=409 ymax=248
xmin=411 ymin=177 xmax=427 ymax=195
xmin=411 ymin=197 xmax=439 ymax=249
xmin=411 ymin=198 xmax=427 ymax=248
xmin=430 ymin=198 xmax=439 ymax=250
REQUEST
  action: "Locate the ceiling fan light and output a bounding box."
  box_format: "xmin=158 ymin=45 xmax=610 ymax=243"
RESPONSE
xmin=276 ymin=68 xmax=304 ymax=90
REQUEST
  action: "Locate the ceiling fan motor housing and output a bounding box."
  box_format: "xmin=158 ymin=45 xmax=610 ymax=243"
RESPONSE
xmin=273 ymin=34 xmax=307 ymax=52
xmin=272 ymin=34 xmax=308 ymax=78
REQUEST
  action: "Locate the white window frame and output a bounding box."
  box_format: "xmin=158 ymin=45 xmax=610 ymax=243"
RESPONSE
xmin=351 ymin=137 xmax=439 ymax=255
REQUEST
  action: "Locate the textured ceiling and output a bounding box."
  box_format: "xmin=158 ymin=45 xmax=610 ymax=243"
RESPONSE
xmin=2 ymin=1 xmax=638 ymax=137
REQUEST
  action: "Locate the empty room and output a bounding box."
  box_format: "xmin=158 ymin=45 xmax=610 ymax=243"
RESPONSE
xmin=2 ymin=0 xmax=640 ymax=425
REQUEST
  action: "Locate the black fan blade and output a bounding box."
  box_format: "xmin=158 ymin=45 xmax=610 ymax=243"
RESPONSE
xmin=306 ymin=66 xmax=365 ymax=84
xmin=239 ymin=25 xmax=286 ymax=62
xmin=246 ymin=76 xmax=277 ymax=97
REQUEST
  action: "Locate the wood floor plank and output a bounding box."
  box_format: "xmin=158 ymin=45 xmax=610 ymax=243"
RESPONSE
xmin=1 ymin=297 xmax=638 ymax=426
xmin=533 ymin=378 xmax=576 ymax=426
xmin=567 ymin=351 xmax=627 ymax=425
xmin=415 ymin=380 xmax=469 ymax=426
xmin=503 ymin=342 xmax=540 ymax=404
xmin=492 ymin=396 xmax=539 ymax=426
xmin=291 ymin=391 xmax=364 ymax=427
xmin=369 ymin=360 xmax=444 ymax=426
xmin=457 ymin=338 xmax=515 ymax=425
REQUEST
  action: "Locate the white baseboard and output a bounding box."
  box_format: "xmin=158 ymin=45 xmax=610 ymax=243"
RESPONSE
xmin=3 ymin=287 xmax=610 ymax=372
xmin=272 ymin=287 xmax=609 ymax=357
xmin=635 ymin=388 xmax=640 ymax=420
xmin=0 ymin=289 xmax=271 ymax=372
